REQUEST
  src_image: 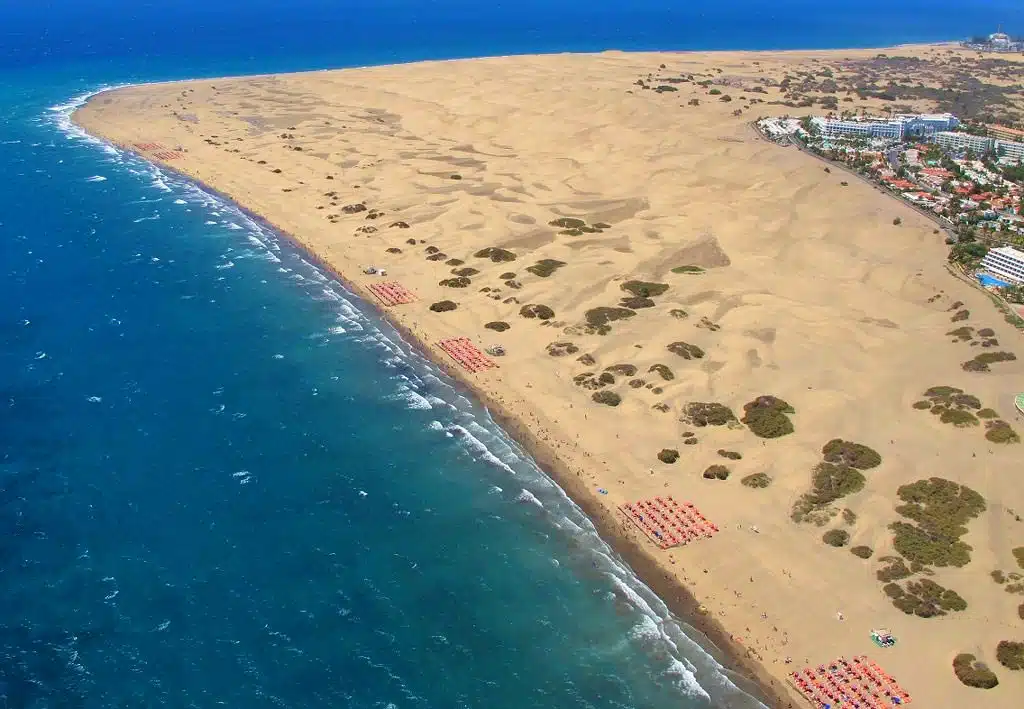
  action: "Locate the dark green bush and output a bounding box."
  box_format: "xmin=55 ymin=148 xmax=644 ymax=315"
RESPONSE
xmin=667 ymin=342 xmax=705 ymax=360
xmin=577 ymin=353 xmax=596 ymax=366
xmin=648 ymin=364 xmax=674 ymax=381
xmin=452 ymin=267 xmax=479 ymax=277
xmin=520 ymin=304 xmax=555 ymax=320
xmin=953 ymin=654 xmax=999 ymax=688
xmin=485 ymin=321 xmax=510 ymax=332
xmin=592 ymin=391 xmax=621 ymax=407
xmin=947 ymin=326 xmax=974 ymax=341
xmin=877 ymin=558 xmax=912 ymax=582
xmin=526 ymin=259 xmax=567 ymax=277
xmin=976 ymin=408 xmax=999 ymax=419
xmin=683 ymin=402 xmax=736 ymax=427
xmin=1014 ymin=547 xmax=1024 ymax=570
xmin=439 ymin=276 xmax=471 ymax=288
xmin=821 ymin=439 xmax=882 ymax=469
xmin=584 ymin=307 xmax=635 ymax=328
xmin=883 ymin=582 xmax=903 ymax=598
xmin=474 ymin=247 xmax=516 ymax=263
xmin=985 ymin=420 xmax=1020 ymax=444
xmin=891 ymin=521 xmax=973 ymax=567
xmin=742 ymin=396 xmax=795 ymax=438
xmin=429 ymin=300 xmax=457 ymax=312
xmin=671 ymin=265 xmax=705 ymax=274
xmin=605 ymin=364 xmax=638 ymax=376
xmin=669 ymin=309 xmax=688 ymax=319
xmin=823 ymin=529 xmax=850 ymax=547
xmin=851 ymin=545 xmax=873 ymax=559
xmin=717 ymin=449 xmax=742 ymax=460
xmin=740 ymin=473 xmax=771 ymax=488
xmin=545 ymin=341 xmax=579 ymax=357
xmin=658 ymin=449 xmax=679 ymax=464
xmin=912 ymin=400 xmax=932 ymax=410
xmin=940 ymin=408 xmax=980 ymax=427
xmin=499 ymin=271 xmax=516 ymax=280
xmin=620 ymin=281 xmax=669 ymax=298
xmin=703 ymin=465 xmax=730 ymax=480
xmin=996 ymin=641 xmax=1024 ymax=670
xmin=548 ymin=217 xmax=586 ymax=229
xmin=619 ymin=296 xmax=656 ymax=309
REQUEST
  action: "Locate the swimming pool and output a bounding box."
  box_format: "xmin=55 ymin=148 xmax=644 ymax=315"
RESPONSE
xmin=977 ymin=273 xmax=1013 ymax=288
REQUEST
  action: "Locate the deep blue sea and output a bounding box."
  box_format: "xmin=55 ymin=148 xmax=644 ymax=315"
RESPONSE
xmin=2 ymin=2 xmax=1022 ymax=708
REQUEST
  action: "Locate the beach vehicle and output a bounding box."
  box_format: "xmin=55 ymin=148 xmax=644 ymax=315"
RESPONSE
xmin=871 ymin=629 xmax=896 ymax=649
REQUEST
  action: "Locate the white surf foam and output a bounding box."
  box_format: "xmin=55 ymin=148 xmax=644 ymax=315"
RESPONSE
xmin=85 ymin=175 xmax=107 ymax=182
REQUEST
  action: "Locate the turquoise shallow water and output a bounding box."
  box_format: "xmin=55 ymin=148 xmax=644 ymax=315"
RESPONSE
xmin=3 ymin=2 xmax=1023 ymax=708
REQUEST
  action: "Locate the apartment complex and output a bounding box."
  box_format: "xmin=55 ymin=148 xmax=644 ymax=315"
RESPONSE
xmin=810 ymin=113 xmax=958 ymax=141
xmin=932 ymin=131 xmax=996 ymax=154
xmin=996 ymin=139 xmax=1024 ymax=162
xmin=981 ymin=246 xmax=1024 ymax=285
xmin=988 ymin=124 xmax=1024 ymax=142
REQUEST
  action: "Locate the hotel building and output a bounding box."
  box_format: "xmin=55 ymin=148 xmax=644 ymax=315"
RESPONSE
xmin=981 ymin=245 xmax=1024 ymax=285
xmin=931 ymin=131 xmax=995 ymax=154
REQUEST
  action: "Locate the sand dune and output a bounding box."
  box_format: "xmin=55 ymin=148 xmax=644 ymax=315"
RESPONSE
xmin=76 ymin=45 xmax=1024 ymax=707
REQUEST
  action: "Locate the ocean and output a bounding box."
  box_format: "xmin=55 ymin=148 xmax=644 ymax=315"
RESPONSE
xmin=1 ymin=2 xmax=1022 ymax=708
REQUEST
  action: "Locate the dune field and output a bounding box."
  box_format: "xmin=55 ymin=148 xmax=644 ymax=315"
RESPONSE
xmin=75 ymin=45 xmax=1024 ymax=707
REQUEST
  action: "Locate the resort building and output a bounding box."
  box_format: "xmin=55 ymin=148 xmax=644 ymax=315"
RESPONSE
xmin=988 ymin=124 xmax=1024 ymax=142
xmin=931 ymin=131 xmax=995 ymax=154
xmin=811 ymin=113 xmax=960 ymax=142
xmin=996 ymin=139 xmax=1024 ymax=163
xmin=981 ymin=245 xmax=1024 ymax=285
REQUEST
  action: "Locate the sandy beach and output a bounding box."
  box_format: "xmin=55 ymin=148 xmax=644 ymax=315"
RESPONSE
xmin=75 ymin=44 xmax=1024 ymax=707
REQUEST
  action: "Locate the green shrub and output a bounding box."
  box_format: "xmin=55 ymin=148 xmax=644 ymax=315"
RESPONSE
xmin=485 ymin=321 xmax=510 ymax=332
xmin=851 ymin=545 xmax=873 ymax=559
xmin=439 ymin=276 xmax=471 ymax=288
xmin=577 ymin=353 xmax=596 ymax=366
xmin=703 ymin=465 xmax=730 ymax=480
xmin=474 ymin=247 xmax=516 ymax=263
xmin=658 ymin=449 xmax=679 ymax=464
xmin=1019 ymin=603 xmax=1024 ymax=620
xmin=741 ymin=396 xmax=795 ymax=438
xmin=890 ymin=521 xmax=973 ymax=567
xmin=953 ymin=394 xmax=982 ymax=409
xmin=953 ymin=654 xmax=999 ymax=688
xmin=669 ymin=309 xmax=688 ymax=319
xmin=977 ymin=408 xmax=999 ymax=419
xmin=648 ymin=364 xmax=674 ymax=381
xmin=939 ymin=408 xmax=979 ymax=427
xmin=717 ymin=449 xmax=742 ymax=460
xmin=925 ymin=386 xmax=962 ymax=397
xmin=452 ymin=267 xmax=479 ymax=277
xmin=619 ymin=296 xmax=656 ymax=309
xmin=842 ymin=508 xmax=857 ymax=525
xmin=947 ymin=326 xmax=974 ymax=341
xmin=822 ymin=439 xmax=882 ymax=469
xmin=893 ymin=217 xmax=902 ymax=225
xmin=741 ymin=473 xmax=771 ymax=488
xmin=591 ymin=391 xmax=621 ymax=407
xmin=621 ymin=281 xmax=669 ymax=298
xmin=605 ymin=364 xmax=638 ymax=376
xmin=951 ymin=309 xmax=970 ymax=322
xmin=876 ymin=558 xmax=912 ymax=582
xmin=683 ymin=402 xmax=737 ymax=427
xmin=823 ymin=529 xmax=850 ymax=547
xmin=912 ymin=400 xmax=932 ymax=409
xmin=883 ymin=582 xmax=903 ymax=598
xmin=1014 ymin=547 xmax=1024 ymax=570
xmin=520 ymin=304 xmax=555 ymax=320
xmin=667 ymin=342 xmax=705 ymax=359
xmin=993 ymin=570 xmax=1008 ymax=583
xmin=526 ymin=259 xmax=567 ymax=277
xmin=708 ymin=88 xmax=722 ymax=95
xmin=996 ymin=641 xmax=1024 ymax=670
xmin=548 ymin=217 xmax=586 ymax=229
xmin=584 ymin=307 xmax=635 ymax=328
xmin=445 ymin=258 xmax=464 ymax=266
xmin=545 ymin=341 xmax=579 ymax=357
xmin=429 ymin=300 xmax=457 ymax=312
xmin=499 ymin=271 xmax=516 ymax=280
xmin=985 ymin=420 xmax=1020 ymax=444
xmin=671 ymin=265 xmax=705 ymax=274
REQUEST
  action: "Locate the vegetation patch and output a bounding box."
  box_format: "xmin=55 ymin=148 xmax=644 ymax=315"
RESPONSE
xmin=996 ymin=641 xmax=1024 ymax=670
xmin=851 ymin=545 xmax=873 ymax=559
xmin=877 ymin=558 xmax=912 ymax=582
xmin=947 ymin=326 xmax=974 ymax=341
xmin=452 ymin=267 xmax=479 ymax=277
xmin=667 ymin=342 xmax=705 ymax=359
xmin=717 ymin=449 xmax=742 ymax=460
xmin=621 ymin=281 xmax=670 ymax=298
xmin=821 ymin=439 xmax=882 ymax=470
xmin=962 ymin=351 xmax=1017 ymax=372
xmin=520 ymin=304 xmax=555 ymax=320
xmin=682 ymin=402 xmax=737 ymax=427
xmin=890 ymin=477 xmax=985 ymax=568
xmin=499 ymin=272 xmax=516 ymax=280
xmin=823 ymin=529 xmax=850 ymax=547
xmin=977 ymin=408 xmax=999 ymax=419
xmin=619 ymin=296 xmax=656 ymax=309
xmin=584 ymin=306 xmax=636 ymax=329
xmin=474 ymin=247 xmax=517 ymax=263
xmin=577 ymin=353 xmax=596 ymax=366
xmin=658 ymin=449 xmax=680 ymax=464
xmin=889 ymin=578 xmax=967 ymax=618
xmin=439 ymin=276 xmax=471 ymax=288
xmin=703 ymin=464 xmax=730 ymax=480
xmin=385 ymin=247 xmax=402 ymax=254
xmin=1014 ymin=547 xmax=1024 ymax=570
xmin=485 ymin=321 xmax=510 ymax=332
xmin=951 ymin=309 xmax=970 ymax=322
xmin=526 ymin=259 xmax=567 ymax=277
xmin=545 ymin=341 xmax=579 ymax=357
xmin=953 ymin=654 xmax=998 ymax=689
xmin=548 ymin=217 xmax=586 ymax=229
xmin=648 ymin=364 xmax=674 ymax=381
xmin=985 ymin=420 xmax=1020 ymax=444
xmin=592 ymin=391 xmax=621 ymax=407
xmin=742 ymin=395 xmax=795 ymax=438
xmin=671 ymin=265 xmax=705 ymax=274
xmin=426 ymin=252 xmax=448 ymax=261
xmin=429 ymin=300 xmax=457 ymax=312
xmin=741 ymin=472 xmax=771 ymax=488
xmin=792 ymin=462 xmax=865 ymax=525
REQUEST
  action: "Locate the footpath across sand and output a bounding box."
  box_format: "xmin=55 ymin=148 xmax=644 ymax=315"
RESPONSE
xmin=75 ymin=45 xmax=1024 ymax=707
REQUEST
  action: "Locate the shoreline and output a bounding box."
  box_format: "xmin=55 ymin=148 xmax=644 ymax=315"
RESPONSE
xmin=76 ymin=127 xmax=787 ymax=707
